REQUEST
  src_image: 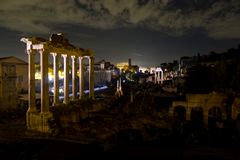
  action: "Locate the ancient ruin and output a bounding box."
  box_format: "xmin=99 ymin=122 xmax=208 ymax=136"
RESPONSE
xmin=21 ymin=33 xmax=95 ymax=132
xmin=115 ymin=79 xmax=123 ymax=97
xmin=154 ymin=67 xmax=164 ymax=84
xmin=169 ymin=93 xmax=228 ymax=125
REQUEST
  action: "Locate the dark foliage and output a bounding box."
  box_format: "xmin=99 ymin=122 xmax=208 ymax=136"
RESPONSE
xmin=185 ymin=64 xmax=213 ymax=93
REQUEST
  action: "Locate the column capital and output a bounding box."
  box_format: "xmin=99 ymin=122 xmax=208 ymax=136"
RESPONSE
xmin=38 ymin=49 xmax=44 ymax=53
xmin=51 ymin=52 xmax=58 ymax=57
xmin=26 ymin=49 xmax=35 ymax=55
xmin=62 ymin=54 xmax=68 ymax=58
xmin=71 ymin=55 xmax=77 ymax=62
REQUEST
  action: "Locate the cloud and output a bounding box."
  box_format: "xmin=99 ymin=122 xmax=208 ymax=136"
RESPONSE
xmin=132 ymin=53 xmax=144 ymax=57
xmin=0 ymin=0 xmax=239 ymax=39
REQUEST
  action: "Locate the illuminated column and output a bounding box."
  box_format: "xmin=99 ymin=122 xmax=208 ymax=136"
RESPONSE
xmin=155 ymin=71 xmax=159 ymax=84
xmin=71 ymin=56 xmax=77 ymax=100
xmin=79 ymin=57 xmax=84 ymax=99
xmin=27 ymin=49 xmax=36 ymax=112
xmin=40 ymin=50 xmax=49 ymax=113
xmin=52 ymin=53 xmax=59 ymax=105
xmin=119 ymin=77 xmax=122 ymax=94
xmin=161 ymin=70 xmax=163 ymax=84
xmin=89 ymin=56 xmax=94 ymax=99
xmin=63 ymin=54 xmax=69 ymax=104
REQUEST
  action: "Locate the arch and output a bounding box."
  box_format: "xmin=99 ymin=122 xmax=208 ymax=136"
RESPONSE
xmin=208 ymin=107 xmax=222 ymax=129
xmin=174 ymin=105 xmax=186 ymax=122
xmin=209 ymin=107 xmax=222 ymax=121
xmin=191 ymin=107 xmax=204 ymax=124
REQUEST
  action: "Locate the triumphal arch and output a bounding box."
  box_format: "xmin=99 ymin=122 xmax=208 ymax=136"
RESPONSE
xmin=21 ymin=33 xmax=95 ymax=132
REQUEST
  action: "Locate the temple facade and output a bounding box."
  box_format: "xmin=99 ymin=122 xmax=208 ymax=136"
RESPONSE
xmin=21 ymin=33 xmax=95 ymax=132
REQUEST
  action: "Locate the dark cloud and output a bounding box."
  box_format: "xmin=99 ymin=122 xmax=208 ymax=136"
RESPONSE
xmin=0 ymin=0 xmax=239 ymax=39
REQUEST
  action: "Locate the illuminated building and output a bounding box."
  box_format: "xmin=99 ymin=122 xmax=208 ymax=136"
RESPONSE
xmin=116 ymin=58 xmax=139 ymax=73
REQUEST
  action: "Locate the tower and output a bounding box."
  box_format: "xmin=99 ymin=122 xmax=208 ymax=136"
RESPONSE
xmin=128 ymin=58 xmax=131 ymax=67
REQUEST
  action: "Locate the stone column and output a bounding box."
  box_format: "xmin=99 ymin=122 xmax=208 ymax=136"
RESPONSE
xmin=27 ymin=49 xmax=36 ymax=112
xmin=79 ymin=57 xmax=84 ymax=99
xmin=186 ymin=107 xmax=191 ymax=121
xmin=203 ymin=111 xmax=209 ymax=126
xmin=160 ymin=71 xmax=163 ymax=84
xmin=52 ymin=53 xmax=59 ymax=105
xmin=63 ymin=54 xmax=69 ymax=104
xmin=154 ymin=70 xmax=157 ymax=84
xmin=40 ymin=50 xmax=49 ymax=113
xmin=71 ymin=56 xmax=77 ymax=100
xmin=89 ymin=56 xmax=94 ymax=99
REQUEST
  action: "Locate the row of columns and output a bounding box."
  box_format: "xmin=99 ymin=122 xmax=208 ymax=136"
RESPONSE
xmin=154 ymin=70 xmax=163 ymax=84
xmin=27 ymin=49 xmax=95 ymax=114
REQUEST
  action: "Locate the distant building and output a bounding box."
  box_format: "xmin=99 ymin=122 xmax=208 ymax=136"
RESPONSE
xmin=91 ymin=59 xmax=114 ymax=86
xmin=94 ymin=59 xmax=115 ymax=70
xmin=0 ymin=57 xmax=16 ymax=108
xmin=0 ymin=56 xmax=28 ymax=93
xmin=0 ymin=56 xmax=28 ymax=109
xmin=129 ymin=65 xmax=139 ymax=73
xmin=116 ymin=58 xmax=139 ymax=73
xmin=139 ymin=67 xmax=150 ymax=73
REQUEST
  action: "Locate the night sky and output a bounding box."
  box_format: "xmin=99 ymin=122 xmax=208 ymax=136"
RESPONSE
xmin=0 ymin=0 xmax=239 ymax=67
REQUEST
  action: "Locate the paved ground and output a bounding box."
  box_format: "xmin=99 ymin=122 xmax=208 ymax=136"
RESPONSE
xmin=1 ymin=117 xmax=240 ymax=159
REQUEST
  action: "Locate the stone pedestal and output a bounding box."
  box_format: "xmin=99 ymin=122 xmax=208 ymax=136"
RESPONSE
xmin=26 ymin=111 xmax=53 ymax=133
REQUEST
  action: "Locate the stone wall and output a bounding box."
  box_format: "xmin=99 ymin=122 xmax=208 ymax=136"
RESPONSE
xmin=232 ymin=97 xmax=240 ymax=120
xmin=169 ymin=92 xmax=228 ymax=125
